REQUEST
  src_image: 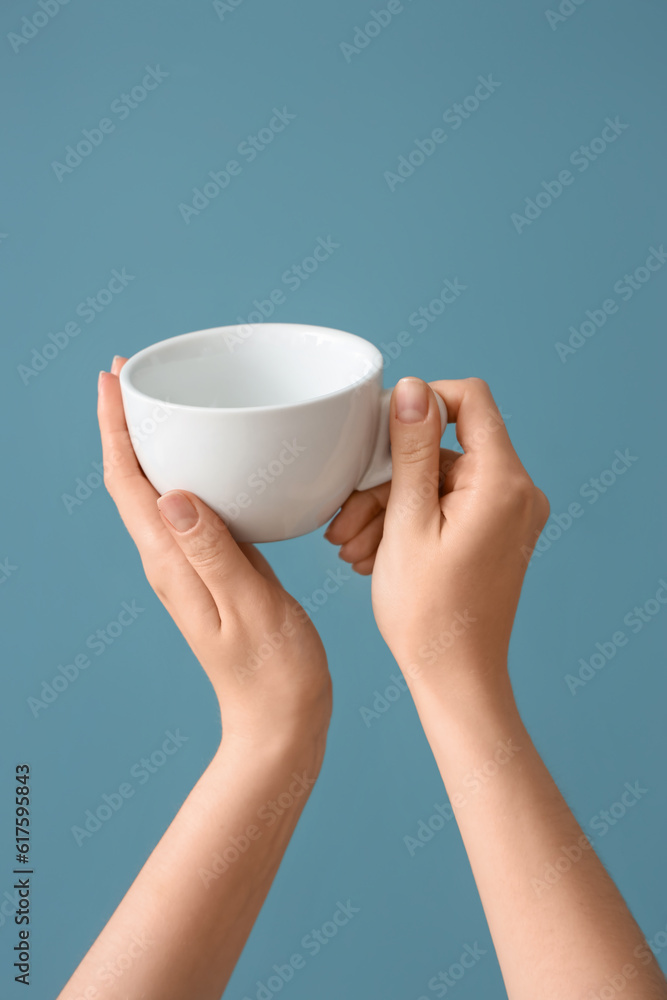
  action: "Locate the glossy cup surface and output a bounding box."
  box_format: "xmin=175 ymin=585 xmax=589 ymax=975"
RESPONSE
xmin=119 ymin=323 xmax=384 ymax=542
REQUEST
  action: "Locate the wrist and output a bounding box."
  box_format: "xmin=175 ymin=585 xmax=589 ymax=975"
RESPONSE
xmin=195 ymin=730 xmax=325 ymax=903
xmin=401 ymin=663 xmax=530 ymax=799
xmin=215 ymin=678 xmax=332 ymax=772
xmin=217 ymin=723 xmax=328 ymax=780
xmin=399 ymin=652 xmax=519 ymax=735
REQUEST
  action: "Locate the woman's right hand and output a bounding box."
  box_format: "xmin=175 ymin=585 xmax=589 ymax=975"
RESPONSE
xmin=326 ymin=377 xmax=550 ymax=699
xmin=99 ymin=358 xmax=332 ymax=756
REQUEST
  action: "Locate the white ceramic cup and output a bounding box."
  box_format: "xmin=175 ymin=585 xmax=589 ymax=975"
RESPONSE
xmin=119 ymin=323 xmax=447 ymax=542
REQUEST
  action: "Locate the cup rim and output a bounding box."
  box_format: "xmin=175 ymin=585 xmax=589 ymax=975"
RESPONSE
xmin=119 ymin=322 xmax=383 ymax=413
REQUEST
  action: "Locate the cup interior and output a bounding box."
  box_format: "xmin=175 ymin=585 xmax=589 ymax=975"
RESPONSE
xmin=124 ymin=324 xmax=381 ymax=409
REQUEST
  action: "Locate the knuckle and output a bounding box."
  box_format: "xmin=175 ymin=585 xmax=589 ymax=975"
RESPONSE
xmin=398 ymin=435 xmax=435 ymax=467
xmin=188 ymin=533 xmax=222 ymax=570
xmin=102 ymin=459 xmax=115 ymax=490
xmin=143 ymin=562 xmax=169 ymax=605
xmin=339 ymin=491 xmax=383 ymax=532
xmin=148 ymin=577 xmax=169 ymax=606
xmin=185 ymin=518 xmax=224 ymax=568
xmin=533 ymin=487 xmax=550 ymax=525
xmin=196 ymin=599 xmax=226 ymax=638
xmin=353 ymin=558 xmax=374 ymax=576
xmin=220 ymin=600 xmax=257 ymax=647
xmin=513 ymin=475 xmax=535 ymax=498
xmin=143 ymin=551 xmax=173 ymax=595
xmin=498 ymin=474 xmax=535 ymax=514
xmin=103 ymin=468 xmax=117 ymax=492
xmin=102 ymin=450 xmax=128 ymax=489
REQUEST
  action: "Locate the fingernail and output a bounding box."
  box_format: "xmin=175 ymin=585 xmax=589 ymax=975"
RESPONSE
xmin=395 ymin=378 xmax=428 ymax=423
xmin=157 ymin=492 xmax=199 ymax=532
xmin=98 ymin=371 xmax=106 ymax=389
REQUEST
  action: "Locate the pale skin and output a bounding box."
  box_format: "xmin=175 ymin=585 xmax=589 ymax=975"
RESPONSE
xmin=56 ymin=361 xmax=666 ymax=1000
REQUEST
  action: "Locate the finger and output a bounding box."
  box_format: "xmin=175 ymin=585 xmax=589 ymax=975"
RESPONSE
xmin=437 ymin=448 xmax=464 ymax=491
xmin=98 ymin=371 xmax=170 ymax=548
xmin=325 ymin=484 xmax=389 ymax=545
xmin=157 ymin=490 xmax=260 ymax=618
xmin=98 ymin=370 xmax=213 ymax=631
xmin=339 ymin=510 xmax=385 ymax=565
xmin=428 ymin=378 xmax=518 ymax=462
xmin=110 ymin=355 xmax=280 ymax=593
xmin=385 ymin=378 xmax=443 ymax=530
xmin=439 ymin=448 xmax=463 ymax=470
xmin=440 ymin=451 xmax=469 ymax=495
xmin=325 ymin=447 xmax=461 ymax=545
xmin=351 ymin=554 xmax=376 ymax=576
xmin=239 ymin=543 xmax=281 ymax=586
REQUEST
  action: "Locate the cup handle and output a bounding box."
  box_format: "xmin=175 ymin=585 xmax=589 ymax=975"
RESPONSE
xmin=355 ymin=385 xmax=448 ymax=492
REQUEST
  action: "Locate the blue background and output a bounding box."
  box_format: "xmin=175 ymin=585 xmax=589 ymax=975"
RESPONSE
xmin=1 ymin=0 xmax=666 ymax=997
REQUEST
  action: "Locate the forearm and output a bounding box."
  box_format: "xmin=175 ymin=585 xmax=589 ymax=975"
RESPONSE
xmin=407 ymin=664 xmax=667 ymax=1000
xmin=57 ymin=731 xmax=326 ymax=1000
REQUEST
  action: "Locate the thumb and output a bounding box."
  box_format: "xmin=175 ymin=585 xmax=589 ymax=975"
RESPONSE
xmin=386 ymin=378 xmax=443 ymax=529
xmin=157 ymin=490 xmax=258 ymax=607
